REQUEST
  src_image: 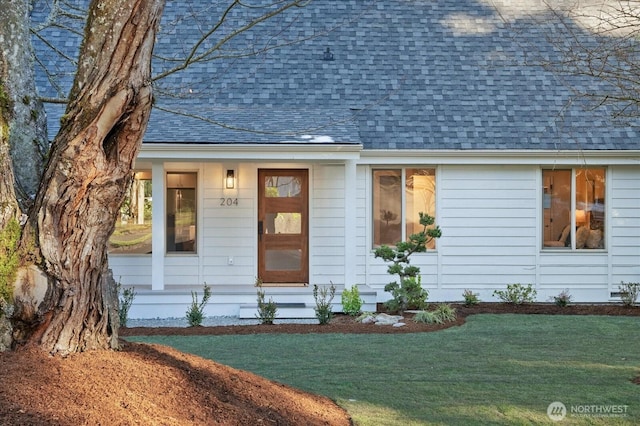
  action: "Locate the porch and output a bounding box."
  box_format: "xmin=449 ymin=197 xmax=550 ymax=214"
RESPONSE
xmin=125 ymin=284 xmax=377 ymax=319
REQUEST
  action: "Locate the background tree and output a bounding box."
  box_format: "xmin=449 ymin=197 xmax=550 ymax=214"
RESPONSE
xmin=545 ymin=1 xmax=640 ymax=120
xmin=495 ymin=1 xmax=640 ymax=121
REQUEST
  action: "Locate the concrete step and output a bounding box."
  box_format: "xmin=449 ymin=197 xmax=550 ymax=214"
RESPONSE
xmin=239 ymin=298 xmax=377 ymax=319
xmin=128 ymin=285 xmax=378 ymax=319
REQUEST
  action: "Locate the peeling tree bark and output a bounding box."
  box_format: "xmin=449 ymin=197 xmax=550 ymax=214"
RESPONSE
xmin=1 ymin=0 xmax=30 ymax=353
xmin=20 ymin=0 xmax=165 ymax=355
xmin=0 ymin=76 xmax=19 ymax=227
xmin=3 ymin=2 xmax=48 ymax=211
xmin=0 ymin=1 xmax=26 ymax=226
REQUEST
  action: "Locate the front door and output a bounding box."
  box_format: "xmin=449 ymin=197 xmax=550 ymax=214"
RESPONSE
xmin=258 ymin=169 xmax=309 ymax=284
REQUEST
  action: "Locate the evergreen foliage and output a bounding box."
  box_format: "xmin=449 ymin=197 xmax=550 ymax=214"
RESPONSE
xmin=374 ymin=212 xmax=441 ymax=312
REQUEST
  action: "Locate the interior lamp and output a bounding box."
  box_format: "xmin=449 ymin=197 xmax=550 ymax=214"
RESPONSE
xmin=575 ymin=209 xmax=587 ymax=226
xmin=225 ymin=169 xmax=235 ymax=189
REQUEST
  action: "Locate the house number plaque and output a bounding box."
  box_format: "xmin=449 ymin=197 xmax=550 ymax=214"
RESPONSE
xmin=220 ymin=198 xmax=239 ymax=206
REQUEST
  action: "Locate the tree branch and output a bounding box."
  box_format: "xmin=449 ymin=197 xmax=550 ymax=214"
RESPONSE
xmin=153 ymin=1 xmax=317 ymax=81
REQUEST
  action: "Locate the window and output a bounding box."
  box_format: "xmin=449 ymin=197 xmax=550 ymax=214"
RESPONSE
xmin=373 ymin=168 xmax=436 ymax=248
xmin=166 ymin=172 xmax=197 ymax=253
xmin=542 ymin=168 xmax=605 ymax=250
xmin=108 ymin=171 xmax=152 ymax=254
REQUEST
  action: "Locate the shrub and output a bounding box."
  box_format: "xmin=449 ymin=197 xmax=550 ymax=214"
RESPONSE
xmin=314 ymin=283 xmax=336 ymax=325
xmin=186 ymin=283 xmax=212 ymax=327
xmin=618 ymin=282 xmax=639 ymax=307
xmin=550 ymin=289 xmax=572 ymax=307
xmin=435 ymin=303 xmax=457 ymax=322
xmin=413 ymin=304 xmax=457 ymax=324
xmin=255 ymin=278 xmax=277 ymax=324
xmin=414 ymin=310 xmax=443 ymax=324
xmin=462 ymin=289 xmax=480 ymax=306
xmin=493 ymin=283 xmax=537 ymax=304
xmin=385 ymin=276 xmax=429 ymax=313
xmin=374 ymin=212 xmax=441 ymax=313
xmin=117 ymin=280 xmax=136 ymax=327
xmin=341 ymin=285 xmax=364 ymax=316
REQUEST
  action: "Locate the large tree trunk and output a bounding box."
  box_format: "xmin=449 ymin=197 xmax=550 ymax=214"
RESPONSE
xmin=19 ymin=0 xmax=165 ymax=355
xmin=1 ymin=0 xmax=48 ymax=213
xmin=0 ymin=0 xmax=30 ymax=225
xmin=0 ymin=64 xmax=16 ymax=351
xmin=0 ymin=76 xmax=19 ymax=226
xmin=1 ymin=0 xmax=36 ymax=351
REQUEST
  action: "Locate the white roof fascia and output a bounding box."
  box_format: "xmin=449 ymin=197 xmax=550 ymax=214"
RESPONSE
xmin=360 ymin=149 xmax=640 ymax=166
xmin=139 ymin=143 xmax=363 ymax=162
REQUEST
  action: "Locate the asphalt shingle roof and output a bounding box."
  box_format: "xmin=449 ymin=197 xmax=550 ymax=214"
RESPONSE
xmin=34 ymin=0 xmax=640 ymax=150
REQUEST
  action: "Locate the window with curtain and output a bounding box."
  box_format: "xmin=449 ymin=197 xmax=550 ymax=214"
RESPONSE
xmin=542 ymin=168 xmax=605 ymax=250
xmin=373 ymin=168 xmax=436 ymax=248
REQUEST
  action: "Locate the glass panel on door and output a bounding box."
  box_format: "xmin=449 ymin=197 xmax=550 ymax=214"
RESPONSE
xmin=258 ymin=170 xmax=308 ymax=284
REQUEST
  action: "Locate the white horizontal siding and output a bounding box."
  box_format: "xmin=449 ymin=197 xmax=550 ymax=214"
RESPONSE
xmin=200 ymin=164 xmax=257 ymax=287
xmin=312 ymin=224 xmax=348 ymax=237
xmin=354 ymin=166 xmax=368 ymax=286
xmin=441 ymin=273 xmax=535 ymax=287
xmin=438 ymin=165 xmax=537 ymax=289
xmin=109 ymin=255 xmax=152 ymax=288
xmin=314 ymin=217 xmax=348 ymax=230
xmin=201 ymin=224 xmax=254 ymax=239
xmin=310 ymin=165 xmax=345 ymax=285
xmin=538 ymin=255 xmax=609 ymax=286
xmin=609 ymin=166 xmax=640 ymax=285
xmin=164 ymin=255 xmax=200 ymax=286
xmin=314 ymin=189 xmax=345 ymax=203
xmin=313 ymin=237 xmax=347 ymax=256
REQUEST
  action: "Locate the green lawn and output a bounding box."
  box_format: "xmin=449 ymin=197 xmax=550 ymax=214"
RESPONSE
xmin=128 ymin=314 xmax=640 ymax=425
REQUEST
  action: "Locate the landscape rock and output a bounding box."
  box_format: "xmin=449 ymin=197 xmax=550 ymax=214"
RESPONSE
xmin=360 ymin=315 xmax=376 ymax=324
xmin=373 ymin=313 xmax=404 ymax=325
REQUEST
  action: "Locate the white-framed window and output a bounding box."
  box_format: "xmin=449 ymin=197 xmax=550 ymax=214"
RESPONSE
xmin=166 ymin=172 xmax=197 ymax=253
xmin=372 ymin=168 xmax=436 ymax=248
xmin=108 ymin=171 xmax=152 ymax=254
xmin=542 ymin=168 xmax=606 ymax=250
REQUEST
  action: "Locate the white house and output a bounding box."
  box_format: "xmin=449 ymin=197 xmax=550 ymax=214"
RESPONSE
xmin=35 ymin=1 xmax=640 ymax=318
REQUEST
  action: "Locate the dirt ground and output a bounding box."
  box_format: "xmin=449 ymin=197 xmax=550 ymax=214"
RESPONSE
xmin=1 ymin=303 xmax=639 ymax=425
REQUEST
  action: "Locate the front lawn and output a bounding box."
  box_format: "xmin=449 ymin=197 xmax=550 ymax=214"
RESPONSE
xmin=129 ymin=314 xmax=640 ymax=425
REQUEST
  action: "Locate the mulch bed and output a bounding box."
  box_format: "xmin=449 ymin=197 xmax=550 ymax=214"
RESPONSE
xmin=120 ymin=303 xmax=640 ymax=337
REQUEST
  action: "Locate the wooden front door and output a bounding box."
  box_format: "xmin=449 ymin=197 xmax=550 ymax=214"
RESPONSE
xmin=258 ymin=169 xmax=309 ymax=284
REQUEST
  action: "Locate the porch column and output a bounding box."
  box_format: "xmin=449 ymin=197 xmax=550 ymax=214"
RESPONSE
xmin=344 ymin=160 xmax=357 ymax=288
xmin=151 ymin=160 xmax=165 ymax=291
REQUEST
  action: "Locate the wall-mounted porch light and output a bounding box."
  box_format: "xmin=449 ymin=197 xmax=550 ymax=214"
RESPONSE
xmin=225 ymin=169 xmax=236 ymax=189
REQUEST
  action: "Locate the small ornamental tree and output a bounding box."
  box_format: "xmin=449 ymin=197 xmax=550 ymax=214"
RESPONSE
xmin=374 ymin=212 xmax=441 ymax=313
